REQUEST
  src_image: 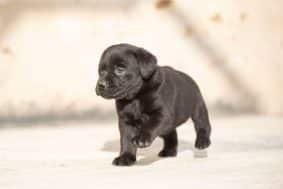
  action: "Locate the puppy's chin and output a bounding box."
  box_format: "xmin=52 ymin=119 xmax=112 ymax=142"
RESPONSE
xmin=95 ymin=85 xmax=119 ymax=99
xmin=95 ymin=86 xmax=101 ymax=96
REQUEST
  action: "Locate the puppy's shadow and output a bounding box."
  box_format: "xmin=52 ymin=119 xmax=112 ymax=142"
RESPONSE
xmin=101 ymin=138 xmax=193 ymax=166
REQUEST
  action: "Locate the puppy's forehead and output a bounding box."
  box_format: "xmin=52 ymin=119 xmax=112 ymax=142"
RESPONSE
xmin=104 ymin=45 xmax=132 ymax=58
xmin=100 ymin=45 xmax=136 ymax=67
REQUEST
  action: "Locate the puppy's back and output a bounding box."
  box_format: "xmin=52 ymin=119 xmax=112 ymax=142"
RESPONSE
xmin=159 ymin=66 xmax=203 ymax=125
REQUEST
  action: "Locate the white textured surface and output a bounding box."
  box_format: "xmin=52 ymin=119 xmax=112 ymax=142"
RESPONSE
xmin=0 ymin=116 xmax=283 ymax=189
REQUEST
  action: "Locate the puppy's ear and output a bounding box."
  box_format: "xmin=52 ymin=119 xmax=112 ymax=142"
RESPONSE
xmin=135 ymin=48 xmax=157 ymax=79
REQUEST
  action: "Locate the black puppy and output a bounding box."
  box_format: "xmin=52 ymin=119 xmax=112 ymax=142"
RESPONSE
xmin=96 ymin=44 xmax=211 ymax=166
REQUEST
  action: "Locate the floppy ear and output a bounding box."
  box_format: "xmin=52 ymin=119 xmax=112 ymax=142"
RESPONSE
xmin=135 ymin=47 xmax=157 ymax=79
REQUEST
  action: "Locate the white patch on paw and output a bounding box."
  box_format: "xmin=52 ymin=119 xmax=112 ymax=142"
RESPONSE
xmin=193 ymin=149 xmax=208 ymax=158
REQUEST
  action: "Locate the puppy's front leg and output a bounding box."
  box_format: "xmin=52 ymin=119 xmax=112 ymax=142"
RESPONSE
xmin=132 ymin=129 xmax=152 ymax=148
xmin=132 ymin=112 xmax=168 ymax=148
xmin=113 ymin=121 xmax=137 ymax=166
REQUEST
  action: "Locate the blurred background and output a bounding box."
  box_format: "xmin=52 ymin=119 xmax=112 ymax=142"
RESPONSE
xmin=1 ymin=1 xmax=283 ymax=188
xmin=1 ymin=0 xmax=283 ymax=127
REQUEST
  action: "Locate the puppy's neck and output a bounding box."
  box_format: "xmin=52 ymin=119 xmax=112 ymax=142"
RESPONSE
xmin=116 ymin=68 xmax=161 ymax=102
xmin=132 ymin=68 xmax=162 ymax=100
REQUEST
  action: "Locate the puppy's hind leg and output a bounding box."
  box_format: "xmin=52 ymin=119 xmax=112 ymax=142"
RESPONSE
xmin=192 ymin=101 xmax=211 ymax=149
xmin=158 ymin=129 xmax=178 ymax=157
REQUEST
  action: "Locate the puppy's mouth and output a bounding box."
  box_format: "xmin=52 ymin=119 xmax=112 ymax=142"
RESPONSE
xmin=96 ymin=84 xmax=129 ymax=99
xmin=96 ymin=80 xmax=142 ymax=100
xmin=97 ymin=88 xmax=127 ymax=99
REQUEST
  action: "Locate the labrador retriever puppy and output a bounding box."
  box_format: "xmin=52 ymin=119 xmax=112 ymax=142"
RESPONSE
xmin=96 ymin=44 xmax=211 ymax=166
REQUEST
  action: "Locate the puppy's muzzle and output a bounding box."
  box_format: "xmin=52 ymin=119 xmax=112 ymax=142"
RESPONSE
xmin=96 ymin=79 xmax=108 ymax=96
xmin=97 ymin=79 xmax=107 ymax=89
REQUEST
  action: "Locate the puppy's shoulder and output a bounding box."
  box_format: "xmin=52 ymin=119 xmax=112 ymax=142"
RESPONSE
xmin=159 ymin=66 xmax=186 ymax=77
xmin=159 ymin=66 xmax=191 ymax=81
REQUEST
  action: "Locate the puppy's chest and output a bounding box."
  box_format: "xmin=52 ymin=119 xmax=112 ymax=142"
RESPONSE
xmin=118 ymin=100 xmax=149 ymax=128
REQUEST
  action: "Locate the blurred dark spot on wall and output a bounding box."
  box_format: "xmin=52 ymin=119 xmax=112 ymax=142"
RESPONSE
xmin=240 ymin=12 xmax=247 ymax=22
xmin=155 ymin=0 xmax=172 ymax=9
xmin=1 ymin=47 xmax=13 ymax=57
xmin=185 ymin=26 xmax=194 ymax=36
xmin=210 ymin=13 xmax=222 ymax=23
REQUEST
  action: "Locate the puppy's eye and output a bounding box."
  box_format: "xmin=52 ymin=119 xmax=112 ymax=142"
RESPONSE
xmin=115 ymin=67 xmax=126 ymax=76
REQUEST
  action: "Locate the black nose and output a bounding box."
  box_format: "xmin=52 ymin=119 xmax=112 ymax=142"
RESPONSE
xmin=98 ymin=80 xmax=107 ymax=89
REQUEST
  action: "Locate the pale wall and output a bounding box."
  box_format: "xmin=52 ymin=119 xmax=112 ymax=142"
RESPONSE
xmin=0 ymin=0 xmax=282 ymax=119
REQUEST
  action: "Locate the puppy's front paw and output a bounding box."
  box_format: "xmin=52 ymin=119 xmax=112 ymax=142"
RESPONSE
xmin=132 ymin=132 xmax=152 ymax=148
xmin=158 ymin=149 xmax=177 ymax=157
xmin=195 ymin=135 xmax=211 ymax=149
xmin=112 ymin=154 xmax=136 ymax=166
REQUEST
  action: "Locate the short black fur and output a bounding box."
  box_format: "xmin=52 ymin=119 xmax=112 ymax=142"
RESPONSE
xmin=96 ymin=44 xmax=211 ymax=166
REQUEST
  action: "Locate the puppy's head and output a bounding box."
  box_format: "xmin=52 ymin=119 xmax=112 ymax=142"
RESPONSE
xmin=96 ymin=44 xmax=157 ymax=99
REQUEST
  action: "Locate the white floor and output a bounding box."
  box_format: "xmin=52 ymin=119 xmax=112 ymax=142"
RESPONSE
xmin=0 ymin=116 xmax=283 ymax=189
